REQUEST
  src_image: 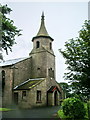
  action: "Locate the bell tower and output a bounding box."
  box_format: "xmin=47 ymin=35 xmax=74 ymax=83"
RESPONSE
xmin=30 ymin=12 xmax=55 ymax=79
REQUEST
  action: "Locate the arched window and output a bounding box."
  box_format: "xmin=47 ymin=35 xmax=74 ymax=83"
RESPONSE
xmin=2 ymin=70 xmax=5 ymax=94
xmin=50 ymin=42 xmax=52 ymax=50
xmin=2 ymin=70 xmax=5 ymax=86
xmin=36 ymin=41 xmax=40 ymax=48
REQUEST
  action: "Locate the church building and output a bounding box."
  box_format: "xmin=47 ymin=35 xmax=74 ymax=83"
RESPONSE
xmin=0 ymin=13 xmax=62 ymax=108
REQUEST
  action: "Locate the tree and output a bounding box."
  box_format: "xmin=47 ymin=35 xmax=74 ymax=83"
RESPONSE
xmin=0 ymin=4 xmax=21 ymax=55
xmin=69 ymin=82 xmax=88 ymax=101
xmin=59 ymin=82 xmax=71 ymax=98
xmin=59 ymin=20 xmax=90 ymax=96
xmin=62 ymin=97 xmax=86 ymax=119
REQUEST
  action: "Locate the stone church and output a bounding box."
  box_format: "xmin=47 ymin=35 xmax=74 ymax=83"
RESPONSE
xmin=0 ymin=13 xmax=62 ymax=108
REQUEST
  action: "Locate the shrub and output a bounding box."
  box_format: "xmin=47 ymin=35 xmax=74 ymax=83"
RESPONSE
xmin=62 ymin=97 xmax=86 ymax=119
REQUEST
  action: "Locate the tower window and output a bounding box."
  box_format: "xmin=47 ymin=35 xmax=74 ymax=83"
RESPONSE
xmin=36 ymin=41 xmax=40 ymax=48
xmin=50 ymin=42 xmax=52 ymax=50
xmin=37 ymin=68 xmax=40 ymax=70
xmin=37 ymin=90 xmax=41 ymax=102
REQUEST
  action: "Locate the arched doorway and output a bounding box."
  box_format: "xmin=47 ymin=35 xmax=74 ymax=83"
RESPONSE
xmin=47 ymin=86 xmax=60 ymax=106
xmin=54 ymin=91 xmax=58 ymax=106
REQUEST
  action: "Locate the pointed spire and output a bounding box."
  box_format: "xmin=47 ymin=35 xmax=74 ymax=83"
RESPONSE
xmin=32 ymin=12 xmax=54 ymax=41
xmin=36 ymin=12 xmax=49 ymax=36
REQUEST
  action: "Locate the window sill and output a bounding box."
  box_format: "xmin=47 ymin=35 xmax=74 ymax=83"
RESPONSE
xmin=36 ymin=101 xmax=42 ymax=103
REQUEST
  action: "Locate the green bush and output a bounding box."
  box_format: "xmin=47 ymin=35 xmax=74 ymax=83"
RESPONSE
xmin=62 ymin=97 xmax=86 ymax=119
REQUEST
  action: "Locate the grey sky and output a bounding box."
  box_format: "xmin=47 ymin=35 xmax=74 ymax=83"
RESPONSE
xmin=2 ymin=1 xmax=88 ymax=83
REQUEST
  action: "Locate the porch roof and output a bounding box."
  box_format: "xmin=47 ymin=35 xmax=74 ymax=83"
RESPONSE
xmin=14 ymin=78 xmax=45 ymax=90
xmin=48 ymin=86 xmax=61 ymax=93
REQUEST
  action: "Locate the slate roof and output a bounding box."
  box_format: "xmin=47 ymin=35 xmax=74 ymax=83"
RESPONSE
xmin=0 ymin=57 xmax=31 ymax=67
xmin=14 ymin=78 xmax=45 ymax=90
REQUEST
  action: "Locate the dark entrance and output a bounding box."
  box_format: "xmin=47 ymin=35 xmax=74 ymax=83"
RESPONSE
xmin=14 ymin=92 xmax=18 ymax=104
xmin=47 ymin=92 xmax=49 ymax=106
xmin=54 ymin=91 xmax=58 ymax=106
xmin=47 ymin=86 xmax=60 ymax=106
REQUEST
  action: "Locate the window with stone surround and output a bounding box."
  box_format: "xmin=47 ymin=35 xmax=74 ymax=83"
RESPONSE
xmin=22 ymin=91 xmax=26 ymax=99
xmin=50 ymin=42 xmax=52 ymax=50
xmin=36 ymin=41 xmax=40 ymax=48
xmin=37 ymin=90 xmax=41 ymax=102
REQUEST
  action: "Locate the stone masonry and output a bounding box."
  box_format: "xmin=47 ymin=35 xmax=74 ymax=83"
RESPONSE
xmin=0 ymin=12 xmax=62 ymax=108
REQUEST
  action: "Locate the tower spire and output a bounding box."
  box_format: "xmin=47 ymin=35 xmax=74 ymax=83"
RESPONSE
xmin=41 ymin=11 xmax=44 ymax=21
xmin=36 ymin=12 xmax=49 ymax=36
xmin=32 ymin=12 xmax=54 ymax=41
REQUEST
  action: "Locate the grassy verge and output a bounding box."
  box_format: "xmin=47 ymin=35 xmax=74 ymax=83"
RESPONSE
xmin=0 ymin=108 xmax=13 ymax=111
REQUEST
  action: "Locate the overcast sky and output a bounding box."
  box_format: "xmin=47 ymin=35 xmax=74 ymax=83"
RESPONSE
xmin=1 ymin=1 xmax=88 ymax=83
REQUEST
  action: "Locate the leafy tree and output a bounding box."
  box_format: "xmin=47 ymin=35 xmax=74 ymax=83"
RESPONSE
xmin=69 ymin=82 xmax=88 ymax=101
xmin=59 ymin=20 xmax=90 ymax=96
xmin=59 ymin=82 xmax=71 ymax=98
xmin=0 ymin=4 xmax=21 ymax=54
xmin=62 ymin=97 xmax=86 ymax=119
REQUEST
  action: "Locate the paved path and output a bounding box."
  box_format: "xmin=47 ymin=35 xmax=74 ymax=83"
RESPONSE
xmin=2 ymin=106 xmax=61 ymax=118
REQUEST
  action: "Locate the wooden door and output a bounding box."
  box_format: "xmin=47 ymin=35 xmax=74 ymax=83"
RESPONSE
xmin=14 ymin=92 xmax=18 ymax=104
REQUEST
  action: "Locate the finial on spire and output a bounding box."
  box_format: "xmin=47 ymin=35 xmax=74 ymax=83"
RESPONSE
xmin=41 ymin=11 xmax=44 ymax=20
xmin=32 ymin=12 xmax=54 ymax=41
xmin=36 ymin=11 xmax=49 ymax=37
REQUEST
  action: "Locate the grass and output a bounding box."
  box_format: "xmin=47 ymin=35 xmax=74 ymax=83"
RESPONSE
xmin=0 ymin=108 xmax=13 ymax=111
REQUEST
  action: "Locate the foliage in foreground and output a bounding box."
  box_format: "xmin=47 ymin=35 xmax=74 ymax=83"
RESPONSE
xmin=58 ymin=97 xmax=86 ymax=119
xmin=0 ymin=4 xmax=21 ymax=54
xmin=59 ymin=20 xmax=90 ymax=96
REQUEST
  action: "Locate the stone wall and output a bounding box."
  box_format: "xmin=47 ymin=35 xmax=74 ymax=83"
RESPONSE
xmin=13 ymin=57 xmax=31 ymax=87
xmin=1 ymin=66 xmax=13 ymax=107
xmin=16 ymin=79 xmax=47 ymax=108
xmin=30 ymin=51 xmax=47 ymax=78
xmin=32 ymin=37 xmax=54 ymax=54
xmin=1 ymin=57 xmax=31 ymax=107
xmin=46 ymin=52 xmax=55 ymax=79
xmin=30 ymin=50 xmax=55 ymax=79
